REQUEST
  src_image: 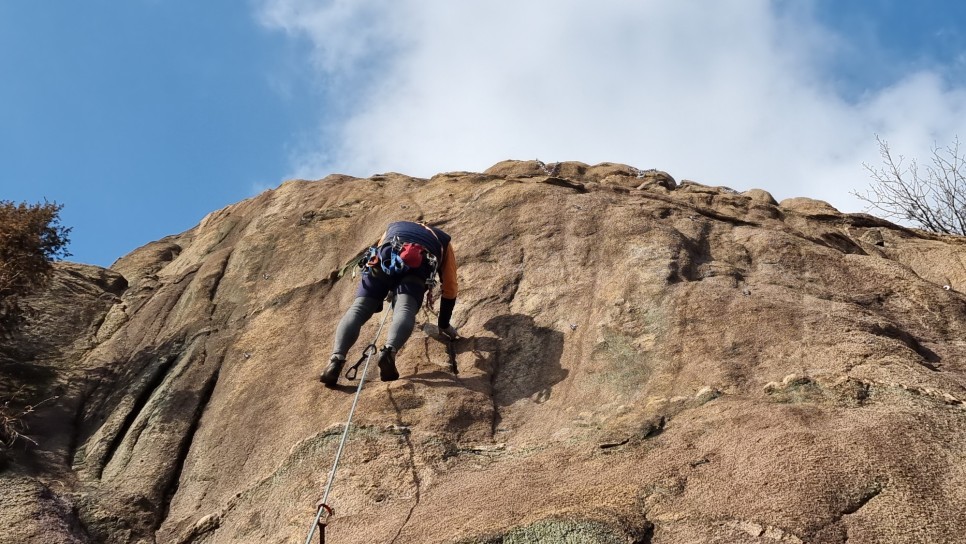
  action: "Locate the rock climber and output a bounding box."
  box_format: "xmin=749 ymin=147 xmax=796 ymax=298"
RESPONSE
xmin=320 ymin=220 xmax=459 ymax=386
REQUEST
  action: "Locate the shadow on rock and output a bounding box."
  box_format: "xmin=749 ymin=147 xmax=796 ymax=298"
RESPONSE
xmin=473 ymin=314 xmax=568 ymax=406
xmin=0 ymin=358 xmax=58 ymax=401
xmin=409 ymin=314 xmax=568 ymax=406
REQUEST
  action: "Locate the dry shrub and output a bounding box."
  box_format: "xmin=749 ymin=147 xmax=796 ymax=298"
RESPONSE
xmin=0 ymin=391 xmax=58 ymax=467
xmin=856 ymin=136 xmax=966 ymax=235
xmin=0 ymin=200 xmax=70 ymax=467
xmin=0 ymin=200 xmax=71 ymax=329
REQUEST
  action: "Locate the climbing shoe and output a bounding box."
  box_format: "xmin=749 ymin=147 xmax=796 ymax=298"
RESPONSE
xmin=320 ymin=355 xmax=345 ymax=386
xmin=440 ymin=325 xmax=459 ymax=340
xmin=377 ymin=346 xmax=399 ymax=381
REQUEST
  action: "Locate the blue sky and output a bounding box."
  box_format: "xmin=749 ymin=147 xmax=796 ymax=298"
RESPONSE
xmin=1 ymin=1 xmax=320 ymax=265
xmin=2 ymin=1 xmax=966 ymax=267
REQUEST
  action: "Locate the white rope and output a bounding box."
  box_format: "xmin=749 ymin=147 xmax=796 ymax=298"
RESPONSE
xmin=304 ymin=299 xmax=395 ymax=544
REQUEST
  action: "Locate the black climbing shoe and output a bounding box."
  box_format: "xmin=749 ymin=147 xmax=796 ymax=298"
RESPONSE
xmin=320 ymin=355 xmax=345 ymax=386
xmin=378 ymin=346 xmax=399 ymax=381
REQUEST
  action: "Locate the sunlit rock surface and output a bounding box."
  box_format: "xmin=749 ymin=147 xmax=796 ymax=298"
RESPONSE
xmin=2 ymin=160 xmax=966 ymax=544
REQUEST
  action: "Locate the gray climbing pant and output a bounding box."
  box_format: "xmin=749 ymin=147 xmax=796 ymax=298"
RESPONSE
xmin=332 ymin=294 xmax=422 ymax=358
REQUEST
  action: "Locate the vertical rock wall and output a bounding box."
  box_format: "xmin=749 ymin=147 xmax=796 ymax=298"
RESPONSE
xmin=2 ymin=161 xmax=965 ymax=544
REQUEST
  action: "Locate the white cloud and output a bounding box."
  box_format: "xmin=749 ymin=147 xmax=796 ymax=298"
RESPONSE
xmin=256 ymin=0 xmax=966 ymax=214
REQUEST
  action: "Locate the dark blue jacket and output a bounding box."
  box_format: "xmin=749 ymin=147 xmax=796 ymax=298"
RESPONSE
xmin=383 ymin=221 xmax=458 ymax=300
xmin=385 ymin=221 xmax=451 ymax=259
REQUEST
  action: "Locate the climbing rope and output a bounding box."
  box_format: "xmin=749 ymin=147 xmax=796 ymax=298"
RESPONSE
xmin=304 ymin=297 xmax=395 ymax=544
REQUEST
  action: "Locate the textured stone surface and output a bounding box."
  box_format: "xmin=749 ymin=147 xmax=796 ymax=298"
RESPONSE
xmin=2 ymin=161 xmax=966 ymax=543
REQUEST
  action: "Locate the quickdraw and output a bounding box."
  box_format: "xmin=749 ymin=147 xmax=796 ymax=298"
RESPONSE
xmin=315 ymin=503 xmax=334 ymax=543
xmin=424 ymin=253 xmax=440 ymax=299
xmin=343 ymin=343 xmax=377 ymax=381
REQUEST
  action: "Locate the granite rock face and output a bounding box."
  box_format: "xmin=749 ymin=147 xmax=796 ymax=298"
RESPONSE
xmin=2 ymin=160 xmax=966 ymax=544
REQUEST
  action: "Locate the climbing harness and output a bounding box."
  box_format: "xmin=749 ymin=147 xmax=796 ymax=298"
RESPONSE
xmin=362 ymin=236 xmax=442 ymax=306
xmin=359 ymin=236 xmax=430 ymax=277
xmin=377 ymin=237 xmax=409 ymax=275
xmin=304 ymin=297 xmax=396 ymax=544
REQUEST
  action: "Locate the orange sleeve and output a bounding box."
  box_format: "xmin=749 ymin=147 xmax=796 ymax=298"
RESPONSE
xmin=440 ymin=243 xmax=458 ymax=299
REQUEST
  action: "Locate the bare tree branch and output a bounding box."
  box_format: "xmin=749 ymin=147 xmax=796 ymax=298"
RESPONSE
xmin=855 ymin=135 xmax=966 ymax=236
